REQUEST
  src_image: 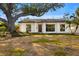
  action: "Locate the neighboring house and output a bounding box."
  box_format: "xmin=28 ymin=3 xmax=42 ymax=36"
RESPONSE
xmin=19 ymin=19 xmax=79 ymax=34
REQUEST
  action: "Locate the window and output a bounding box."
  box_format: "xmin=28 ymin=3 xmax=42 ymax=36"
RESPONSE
xmin=46 ymin=24 xmax=55 ymax=32
xmin=60 ymin=24 xmax=65 ymax=31
xmin=26 ymin=24 xmax=31 ymax=32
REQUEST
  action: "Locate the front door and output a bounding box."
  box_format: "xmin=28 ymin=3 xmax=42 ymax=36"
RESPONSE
xmin=38 ymin=24 xmax=42 ymax=32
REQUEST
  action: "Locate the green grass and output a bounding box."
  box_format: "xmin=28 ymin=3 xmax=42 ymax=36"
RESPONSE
xmin=70 ymin=35 xmax=79 ymax=38
xmin=32 ymin=38 xmax=50 ymax=43
xmin=50 ymin=40 xmax=62 ymax=44
xmin=32 ymin=38 xmax=62 ymax=44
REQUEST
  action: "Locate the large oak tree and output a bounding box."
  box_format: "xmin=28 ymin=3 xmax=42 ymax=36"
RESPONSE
xmin=0 ymin=3 xmax=64 ymax=36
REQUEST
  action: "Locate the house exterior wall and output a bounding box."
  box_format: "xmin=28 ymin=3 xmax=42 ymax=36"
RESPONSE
xmin=42 ymin=23 xmax=46 ymax=33
xmin=19 ymin=22 xmax=79 ymax=34
xmin=19 ymin=23 xmax=26 ymax=32
xmin=31 ymin=23 xmax=38 ymax=32
xmin=40 ymin=23 xmax=71 ymax=33
xmin=76 ymin=26 xmax=79 ymax=33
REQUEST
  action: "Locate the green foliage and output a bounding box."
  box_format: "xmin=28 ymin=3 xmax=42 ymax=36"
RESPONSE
xmin=0 ymin=22 xmax=7 ymax=37
xmin=0 ymin=3 xmax=64 ymax=17
xmin=0 ymin=22 xmax=7 ymax=32
xmin=65 ymin=20 xmax=72 ymax=24
xmin=64 ymin=7 xmax=79 ymax=33
xmin=22 ymin=3 xmax=64 ymax=16
xmin=0 ymin=26 xmax=6 ymax=32
xmin=76 ymin=7 xmax=79 ymax=16
xmin=15 ymin=24 xmax=19 ymax=32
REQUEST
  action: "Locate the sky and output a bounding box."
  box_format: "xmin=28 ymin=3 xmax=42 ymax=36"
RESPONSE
xmin=0 ymin=3 xmax=79 ymax=22
xmin=17 ymin=3 xmax=79 ymax=22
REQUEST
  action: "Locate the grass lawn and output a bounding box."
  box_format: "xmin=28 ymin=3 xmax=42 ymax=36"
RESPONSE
xmin=32 ymin=34 xmax=79 ymax=56
xmin=0 ymin=34 xmax=79 ymax=56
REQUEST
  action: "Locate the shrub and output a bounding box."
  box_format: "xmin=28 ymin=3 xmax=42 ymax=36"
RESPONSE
xmin=15 ymin=24 xmax=19 ymax=32
xmin=0 ymin=27 xmax=6 ymax=31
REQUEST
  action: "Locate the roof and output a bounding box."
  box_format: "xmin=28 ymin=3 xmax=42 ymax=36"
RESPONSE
xmin=19 ymin=19 xmax=65 ymax=23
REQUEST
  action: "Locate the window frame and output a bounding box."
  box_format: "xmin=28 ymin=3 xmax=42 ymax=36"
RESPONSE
xmin=26 ymin=24 xmax=31 ymax=32
xmin=60 ymin=24 xmax=65 ymax=32
xmin=46 ymin=24 xmax=55 ymax=32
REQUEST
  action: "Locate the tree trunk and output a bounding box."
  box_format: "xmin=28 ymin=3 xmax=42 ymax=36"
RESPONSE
xmin=74 ymin=25 xmax=78 ymax=33
xmin=7 ymin=19 xmax=18 ymax=37
xmin=8 ymin=21 xmax=16 ymax=34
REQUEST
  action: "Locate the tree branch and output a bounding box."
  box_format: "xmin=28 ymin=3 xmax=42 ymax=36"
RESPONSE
xmin=0 ymin=4 xmax=8 ymax=15
xmin=7 ymin=3 xmax=14 ymax=14
xmin=14 ymin=13 xmax=27 ymax=21
xmin=0 ymin=18 xmax=7 ymax=22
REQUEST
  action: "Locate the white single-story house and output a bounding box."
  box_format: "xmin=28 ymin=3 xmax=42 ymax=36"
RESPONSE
xmin=19 ymin=19 xmax=79 ymax=34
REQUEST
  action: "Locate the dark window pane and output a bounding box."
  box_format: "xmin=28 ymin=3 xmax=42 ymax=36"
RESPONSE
xmin=46 ymin=24 xmax=55 ymax=31
xmin=60 ymin=24 xmax=65 ymax=31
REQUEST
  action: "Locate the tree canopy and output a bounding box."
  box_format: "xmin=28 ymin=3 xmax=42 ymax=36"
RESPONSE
xmin=0 ymin=3 xmax=64 ymax=22
xmin=64 ymin=7 xmax=79 ymax=33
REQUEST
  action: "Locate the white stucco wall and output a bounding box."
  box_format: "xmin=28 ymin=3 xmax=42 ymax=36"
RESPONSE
xmin=19 ymin=22 xmax=79 ymax=34
xmin=42 ymin=23 xmax=46 ymax=33
xmin=31 ymin=23 xmax=38 ymax=32
xmin=41 ymin=23 xmax=71 ymax=33
xmin=19 ymin=23 xmax=26 ymax=32
xmin=76 ymin=26 xmax=79 ymax=33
